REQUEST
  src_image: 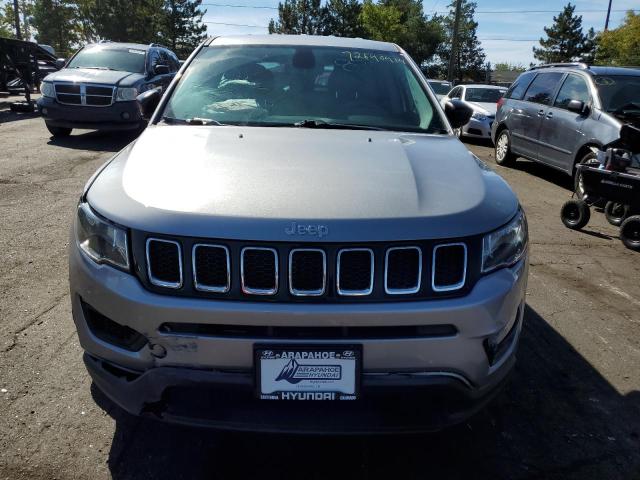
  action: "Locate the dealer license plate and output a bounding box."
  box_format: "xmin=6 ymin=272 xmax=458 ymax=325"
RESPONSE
xmin=255 ymin=345 xmax=360 ymax=401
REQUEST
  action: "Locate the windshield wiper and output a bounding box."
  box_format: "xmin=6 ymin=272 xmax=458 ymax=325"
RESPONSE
xmin=79 ymin=66 xmax=116 ymax=71
xmin=161 ymin=116 xmax=226 ymax=126
xmin=293 ymin=119 xmax=385 ymax=131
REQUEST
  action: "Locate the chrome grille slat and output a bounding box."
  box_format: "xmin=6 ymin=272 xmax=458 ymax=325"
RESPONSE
xmin=385 ymin=246 xmax=422 ymax=295
xmin=289 ymin=248 xmax=326 ymax=296
xmin=432 ymin=243 xmax=467 ymax=292
xmin=54 ymin=82 xmax=115 ymax=107
xmin=193 ymin=244 xmax=230 ymax=293
xmin=146 ymin=238 xmax=183 ymax=289
xmin=241 ymin=247 xmax=278 ymax=295
xmin=337 ymin=248 xmax=374 ymax=296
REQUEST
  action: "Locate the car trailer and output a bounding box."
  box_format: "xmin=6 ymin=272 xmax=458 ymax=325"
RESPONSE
xmin=561 ymin=124 xmax=640 ymax=251
xmin=0 ymin=37 xmax=60 ymax=112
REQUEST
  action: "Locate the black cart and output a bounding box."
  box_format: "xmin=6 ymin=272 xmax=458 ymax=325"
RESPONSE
xmin=560 ymin=125 xmax=640 ymax=251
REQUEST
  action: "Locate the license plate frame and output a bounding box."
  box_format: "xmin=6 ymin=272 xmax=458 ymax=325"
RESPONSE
xmin=254 ymin=344 xmax=361 ymax=401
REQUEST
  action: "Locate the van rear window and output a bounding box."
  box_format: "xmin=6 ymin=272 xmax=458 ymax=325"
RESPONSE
xmin=505 ymin=72 xmax=536 ymax=100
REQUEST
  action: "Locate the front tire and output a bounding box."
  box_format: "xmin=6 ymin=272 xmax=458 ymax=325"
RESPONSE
xmin=46 ymin=124 xmax=72 ymax=137
xmin=574 ymin=151 xmax=599 ymax=199
xmin=561 ymin=199 xmax=590 ymax=230
xmin=620 ymin=216 xmax=640 ymax=251
xmin=495 ymin=129 xmax=516 ymax=167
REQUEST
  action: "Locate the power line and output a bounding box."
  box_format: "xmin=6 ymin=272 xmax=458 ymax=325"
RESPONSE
xmin=435 ymin=8 xmax=638 ymax=14
xmin=204 ymin=20 xmax=269 ymax=27
xmin=202 ymin=3 xmax=278 ymax=9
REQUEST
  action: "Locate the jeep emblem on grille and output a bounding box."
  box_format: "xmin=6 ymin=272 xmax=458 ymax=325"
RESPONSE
xmin=285 ymin=222 xmax=329 ymax=238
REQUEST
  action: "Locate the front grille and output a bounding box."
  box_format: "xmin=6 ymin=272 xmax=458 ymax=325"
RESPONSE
xmin=193 ymin=244 xmax=230 ymax=293
xmin=54 ymin=83 xmax=114 ymax=106
xmin=241 ymin=247 xmax=278 ymax=295
xmin=385 ymin=247 xmax=422 ymax=294
xmin=432 ymin=243 xmax=467 ymax=291
xmin=289 ymin=249 xmax=326 ymax=296
xmin=337 ymin=249 xmax=374 ymax=296
xmin=136 ymin=232 xmax=479 ymax=302
xmin=146 ymin=238 xmax=182 ymax=288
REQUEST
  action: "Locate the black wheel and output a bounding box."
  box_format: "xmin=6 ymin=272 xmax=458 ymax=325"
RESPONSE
xmin=495 ymin=129 xmax=516 ymax=166
xmin=574 ymin=151 xmax=599 ymax=199
xmin=604 ymin=201 xmax=630 ymax=227
xmin=46 ymin=124 xmax=72 ymax=137
xmin=561 ymin=199 xmax=591 ymax=230
xmin=620 ymin=215 xmax=640 ymax=251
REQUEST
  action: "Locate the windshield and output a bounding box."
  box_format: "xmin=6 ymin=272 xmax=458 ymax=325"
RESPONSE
xmin=163 ymin=45 xmax=446 ymax=133
xmin=595 ymin=75 xmax=640 ymax=115
xmin=465 ymin=88 xmax=506 ymax=103
xmin=428 ymin=81 xmax=452 ymax=95
xmin=67 ymin=45 xmax=147 ymax=74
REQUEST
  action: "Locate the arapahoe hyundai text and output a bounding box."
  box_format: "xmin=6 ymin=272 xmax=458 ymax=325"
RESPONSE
xmin=69 ymin=35 xmax=528 ymax=433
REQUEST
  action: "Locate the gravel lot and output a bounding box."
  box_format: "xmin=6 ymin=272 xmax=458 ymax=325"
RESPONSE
xmin=1 ymin=103 xmax=639 ymax=480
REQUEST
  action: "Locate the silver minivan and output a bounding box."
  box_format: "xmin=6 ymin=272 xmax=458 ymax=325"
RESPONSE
xmin=492 ymin=64 xmax=640 ymax=196
xmin=69 ymin=35 xmax=528 ymax=433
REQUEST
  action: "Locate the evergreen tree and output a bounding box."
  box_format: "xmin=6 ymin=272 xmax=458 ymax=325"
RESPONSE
xmin=32 ymin=0 xmax=80 ymax=56
xmin=435 ymin=0 xmax=485 ymax=82
xmin=321 ymin=0 xmax=364 ymax=37
xmin=533 ymin=3 xmax=597 ymax=63
xmin=268 ymin=0 xmax=324 ymax=35
xmin=159 ymin=0 xmax=207 ymax=58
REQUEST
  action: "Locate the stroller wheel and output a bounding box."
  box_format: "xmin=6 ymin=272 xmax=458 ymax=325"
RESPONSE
xmin=604 ymin=201 xmax=630 ymax=226
xmin=561 ymin=199 xmax=590 ymax=230
xmin=620 ymin=215 xmax=640 ymax=251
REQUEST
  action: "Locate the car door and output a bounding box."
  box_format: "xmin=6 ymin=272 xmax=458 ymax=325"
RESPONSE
xmin=537 ymin=73 xmax=591 ymax=172
xmin=440 ymin=86 xmax=459 ymax=108
xmin=511 ymin=72 xmax=564 ymax=160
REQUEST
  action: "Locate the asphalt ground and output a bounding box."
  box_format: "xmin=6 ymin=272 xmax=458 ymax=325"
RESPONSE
xmin=1 ymin=103 xmax=639 ymax=479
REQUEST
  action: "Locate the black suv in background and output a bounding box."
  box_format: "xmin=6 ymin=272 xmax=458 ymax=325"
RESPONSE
xmin=37 ymin=42 xmax=180 ymax=136
xmin=491 ymin=64 xmax=640 ymax=196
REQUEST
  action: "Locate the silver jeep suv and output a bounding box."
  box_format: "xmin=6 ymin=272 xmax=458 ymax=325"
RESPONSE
xmin=69 ymin=35 xmax=528 ymax=433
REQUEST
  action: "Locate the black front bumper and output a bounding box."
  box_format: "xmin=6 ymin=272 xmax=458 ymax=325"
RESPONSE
xmin=37 ymin=96 xmax=142 ymax=131
xmin=85 ymin=353 xmax=515 ymax=434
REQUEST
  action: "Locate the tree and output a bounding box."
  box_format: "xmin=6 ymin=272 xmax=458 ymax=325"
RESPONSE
xmin=494 ymin=62 xmax=526 ymax=72
xmin=32 ymin=0 xmax=80 ymax=56
xmin=268 ymin=0 xmax=324 ymax=35
xmin=596 ymin=11 xmax=640 ymax=66
xmin=0 ymin=1 xmax=34 ymax=40
xmin=533 ymin=3 xmax=597 ymax=64
xmin=435 ymin=0 xmax=485 ymax=82
xmin=321 ymin=0 xmax=364 ymax=37
xmin=360 ymin=0 xmax=442 ymax=66
xmin=158 ymin=0 xmax=207 ymax=58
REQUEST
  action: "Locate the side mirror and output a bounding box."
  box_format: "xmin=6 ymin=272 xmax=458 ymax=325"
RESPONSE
xmin=444 ymin=99 xmax=473 ymax=129
xmin=55 ymin=58 xmax=66 ymax=69
xmin=154 ymin=64 xmax=170 ymax=76
xmin=567 ymin=99 xmax=589 ymax=115
xmin=137 ymin=87 xmax=162 ymax=119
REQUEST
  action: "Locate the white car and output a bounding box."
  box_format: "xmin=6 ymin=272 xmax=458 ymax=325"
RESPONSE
xmin=427 ymin=79 xmax=453 ymax=101
xmin=441 ymin=84 xmax=507 ymax=140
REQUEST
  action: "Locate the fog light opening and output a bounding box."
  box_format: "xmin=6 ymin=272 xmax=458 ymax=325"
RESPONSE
xmin=81 ymin=299 xmax=147 ymax=351
xmin=121 ymin=112 xmax=130 ymax=120
xmin=42 ymin=107 xmax=48 ymax=116
xmin=484 ymin=306 xmax=522 ymax=366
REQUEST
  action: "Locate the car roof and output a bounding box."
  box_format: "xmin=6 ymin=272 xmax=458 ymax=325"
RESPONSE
xmin=528 ymin=64 xmax=640 ymax=77
xmin=207 ymin=34 xmax=399 ymax=52
xmin=84 ymin=42 xmax=152 ymax=51
xmin=587 ymin=66 xmax=640 ymax=76
xmin=462 ymin=84 xmax=507 ymax=89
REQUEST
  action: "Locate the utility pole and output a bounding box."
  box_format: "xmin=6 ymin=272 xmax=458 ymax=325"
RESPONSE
xmin=13 ymin=0 xmax=22 ymax=40
xmin=447 ymin=0 xmax=462 ymax=83
xmin=604 ymin=0 xmax=613 ymax=30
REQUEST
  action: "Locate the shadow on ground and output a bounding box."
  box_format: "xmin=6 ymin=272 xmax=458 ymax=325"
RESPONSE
xmin=0 ymin=108 xmax=39 ymax=124
xmin=91 ymin=305 xmax=640 ymax=480
xmin=47 ymin=129 xmax=139 ymax=152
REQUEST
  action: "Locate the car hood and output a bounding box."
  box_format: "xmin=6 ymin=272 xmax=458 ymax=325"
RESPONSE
xmin=86 ymin=126 xmax=519 ymax=242
xmin=43 ymin=68 xmax=144 ymax=87
xmin=468 ymin=102 xmax=498 ymax=116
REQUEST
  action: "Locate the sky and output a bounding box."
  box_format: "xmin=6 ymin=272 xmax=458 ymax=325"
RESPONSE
xmin=201 ymin=0 xmax=638 ymax=66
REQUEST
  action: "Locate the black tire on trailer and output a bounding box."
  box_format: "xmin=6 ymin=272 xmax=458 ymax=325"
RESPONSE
xmin=620 ymin=215 xmax=640 ymax=251
xmin=45 ymin=124 xmax=72 ymax=137
xmin=561 ymin=199 xmax=591 ymax=230
xmin=604 ymin=201 xmax=630 ymax=227
xmin=574 ymin=151 xmax=599 ymax=199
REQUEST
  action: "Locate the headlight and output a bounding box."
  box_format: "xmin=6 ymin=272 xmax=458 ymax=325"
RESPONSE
xmin=76 ymin=202 xmax=129 ymax=270
xmin=41 ymin=81 xmax=55 ymax=98
xmin=472 ymin=111 xmax=487 ymax=121
xmin=115 ymin=87 xmax=138 ymax=102
xmin=482 ymin=209 xmax=528 ymax=273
